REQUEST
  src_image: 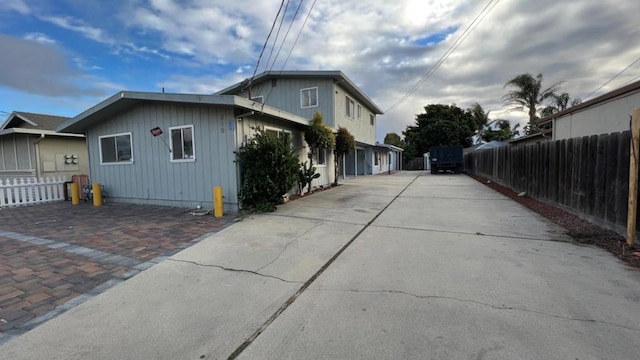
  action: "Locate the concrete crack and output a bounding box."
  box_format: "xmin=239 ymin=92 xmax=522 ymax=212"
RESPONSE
xmin=332 ymin=288 xmax=640 ymax=332
xmin=166 ymin=259 xmax=302 ymax=284
xmin=256 ymin=221 xmax=326 ymax=272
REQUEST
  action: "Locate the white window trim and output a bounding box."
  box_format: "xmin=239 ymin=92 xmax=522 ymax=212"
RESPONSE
xmin=314 ymin=148 xmax=327 ymax=167
xmin=98 ymin=132 xmax=133 ymax=165
xmin=346 ymin=96 xmax=355 ymax=119
xmin=251 ymin=96 xmax=264 ymax=103
xmin=300 ymin=87 xmax=319 ymax=109
xmin=169 ymin=125 xmax=196 ymax=163
xmin=370 ymin=114 xmax=375 ymax=126
xmin=264 ymin=126 xmax=292 ymax=138
xmin=357 ymin=104 xmax=362 ymax=119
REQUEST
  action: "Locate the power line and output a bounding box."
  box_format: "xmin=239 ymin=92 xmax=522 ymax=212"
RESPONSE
xmin=267 ymin=0 xmax=305 ymax=71
xmin=384 ymin=0 xmax=500 ymax=113
xmin=264 ymin=0 xmax=291 ymax=74
xmin=251 ymin=0 xmax=286 ymax=83
xmin=281 ymin=0 xmax=316 ymax=70
xmin=584 ymin=54 xmax=640 ymax=99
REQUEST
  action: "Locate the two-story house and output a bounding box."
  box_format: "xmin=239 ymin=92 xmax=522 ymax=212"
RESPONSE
xmin=216 ymin=71 xmax=384 ymax=180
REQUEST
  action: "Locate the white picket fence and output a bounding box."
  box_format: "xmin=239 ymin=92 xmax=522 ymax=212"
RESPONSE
xmin=0 ymin=177 xmax=67 ymax=208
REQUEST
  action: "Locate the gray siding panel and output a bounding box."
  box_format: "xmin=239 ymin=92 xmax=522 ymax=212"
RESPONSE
xmin=87 ymin=102 xmax=239 ymax=211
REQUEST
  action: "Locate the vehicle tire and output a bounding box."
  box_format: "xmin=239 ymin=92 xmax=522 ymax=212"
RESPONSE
xmin=431 ymin=167 xmax=437 ymax=175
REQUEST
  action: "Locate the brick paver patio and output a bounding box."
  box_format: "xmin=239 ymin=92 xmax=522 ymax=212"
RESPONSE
xmin=0 ymin=201 xmax=235 ymax=340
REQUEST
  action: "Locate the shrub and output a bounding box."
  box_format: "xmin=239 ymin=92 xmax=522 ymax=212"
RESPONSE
xmin=236 ymin=128 xmax=299 ymax=212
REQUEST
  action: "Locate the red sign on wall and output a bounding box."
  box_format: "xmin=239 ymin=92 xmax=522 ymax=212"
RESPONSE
xmin=150 ymin=127 xmax=163 ymax=136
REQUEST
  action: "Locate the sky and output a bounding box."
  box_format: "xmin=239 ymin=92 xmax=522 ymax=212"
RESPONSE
xmin=1 ymin=0 xmax=639 ymax=142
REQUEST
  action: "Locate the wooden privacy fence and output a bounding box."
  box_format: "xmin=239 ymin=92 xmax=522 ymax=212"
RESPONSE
xmin=464 ymin=131 xmax=633 ymax=232
xmin=0 ymin=177 xmax=67 ymax=208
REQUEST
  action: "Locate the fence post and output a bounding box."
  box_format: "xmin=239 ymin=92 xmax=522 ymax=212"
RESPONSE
xmin=627 ymin=109 xmax=640 ymax=246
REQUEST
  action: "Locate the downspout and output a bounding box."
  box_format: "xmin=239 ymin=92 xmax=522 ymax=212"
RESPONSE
xmin=34 ymin=134 xmax=45 ymax=178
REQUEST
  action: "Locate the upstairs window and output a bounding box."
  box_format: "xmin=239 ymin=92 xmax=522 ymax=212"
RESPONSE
xmin=301 ymin=87 xmax=318 ymax=108
xmin=100 ymin=133 xmax=132 ymax=164
xmin=170 ymin=125 xmax=195 ymax=161
xmin=346 ymin=96 xmax=355 ymax=118
xmin=357 ymin=104 xmax=362 ymax=119
xmin=370 ymin=114 xmax=375 ymax=126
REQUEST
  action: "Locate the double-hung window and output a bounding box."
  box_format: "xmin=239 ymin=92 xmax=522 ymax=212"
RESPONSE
xmin=265 ymin=127 xmax=292 ymax=145
xmin=99 ymin=133 xmax=132 ymax=164
xmin=357 ymin=104 xmax=362 ymax=119
xmin=170 ymin=125 xmax=195 ymax=161
xmin=346 ymin=96 xmax=355 ymax=119
xmin=314 ymin=148 xmax=327 ymax=166
xmin=301 ymin=87 xmax=318 ymax=108
xmin=370 ymin=114 xmax=375 ymax=126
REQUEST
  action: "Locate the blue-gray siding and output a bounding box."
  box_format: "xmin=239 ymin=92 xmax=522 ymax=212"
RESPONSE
xmin=86 ymin=102 xmax=239 ymax=211
xmin=236 ymin=78 xmax=337 ymax=127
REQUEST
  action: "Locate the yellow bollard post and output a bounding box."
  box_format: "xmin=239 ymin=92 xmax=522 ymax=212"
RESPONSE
xmin=92 ymin=183 xmax=103 ymax=207
xmin=71 ymin=183 xmax=80 ymax=205
xmin=213 ymin=186 xmax=223 ymax=217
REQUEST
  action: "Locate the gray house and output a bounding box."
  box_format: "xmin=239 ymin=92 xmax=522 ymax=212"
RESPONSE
xmin=0 ymin=111 xmax=87 ymax=180
xmin=216 ymin=71 xmax=384 ymax=180
xmin=57 ymin=92 xmax=311 ymax=212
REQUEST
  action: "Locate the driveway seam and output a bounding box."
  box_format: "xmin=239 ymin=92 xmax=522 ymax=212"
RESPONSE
xmin=226 ymin=174 xmax=422 ymax=359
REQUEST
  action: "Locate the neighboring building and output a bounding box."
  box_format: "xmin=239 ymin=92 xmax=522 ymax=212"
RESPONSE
xmin=506 ymin=130 xmax=552 ymax=146
xmin=0 ymin=111 xmax=87 ymax=180
xmin=373 ymin=143 xmax=403 ymax=174
xmin=56 ymin=91 xmax=315 ymax=212
xmin=539 ymin=79 xmax=640 ymax=140
xmin=216 ymin=71 xmax=384 ymax=178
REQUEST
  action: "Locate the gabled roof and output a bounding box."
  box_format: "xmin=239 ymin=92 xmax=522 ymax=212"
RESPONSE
xmin=215 ymin=70 xmax=384 ymax=114
xmin=1 ymin=111 xmax=70 ymax=131
xmin=57 ymin=91 xmax=311 ymax=133
xmin=539 ymin=79 xmax=640 ymax=125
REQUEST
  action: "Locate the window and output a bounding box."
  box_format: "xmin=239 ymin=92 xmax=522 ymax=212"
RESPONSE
xmin=170 ymin=125 xmax=195 ymax=161
xmin=99 ymin=133 xmax=132 ymax=164
xmin=357 ymin=104 xmax=362 ymax=119
xmin=374 ymin=151 xmax=379 ymax=165
xmin=370 ymin=114 xmax=375 ymax=126
xmin=314 ymin=148 xmax=327 ymax=166
xmin=251 ymin=96 xmax=263 ymax=103
xmin=301 ymin=87 xmax=318 ymax=108
xmin=346 ymin=96 xmax=355 ymax=118
xmin=265 ymin=127 xmax=292 ymax=145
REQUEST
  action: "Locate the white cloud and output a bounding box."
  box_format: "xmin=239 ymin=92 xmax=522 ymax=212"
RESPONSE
xmin=40 ymin=15 xmax=114 ymax=44
xmin=0 ymin=0 xmax=30 ymax=15
xmin=24 ymin=32 xmax=56 ymax=44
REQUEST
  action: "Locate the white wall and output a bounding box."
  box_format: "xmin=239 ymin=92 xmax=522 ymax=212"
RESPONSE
xmin=553 ymin=90 xmax=640 ymax=140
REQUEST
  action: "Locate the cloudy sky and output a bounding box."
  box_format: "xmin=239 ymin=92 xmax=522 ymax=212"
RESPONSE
xmin=1 ymin=0 xmax=639 ymax=141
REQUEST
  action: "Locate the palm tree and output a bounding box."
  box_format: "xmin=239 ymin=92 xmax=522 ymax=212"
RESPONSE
xmin=468 ymin=103 xmax=490 ymax=144
xmin=502 ymin=73 xmax=561 ymax=131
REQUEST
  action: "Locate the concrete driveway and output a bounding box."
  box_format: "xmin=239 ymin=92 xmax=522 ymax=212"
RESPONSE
xmin=2 ymin=172 xmax=639 ymax=359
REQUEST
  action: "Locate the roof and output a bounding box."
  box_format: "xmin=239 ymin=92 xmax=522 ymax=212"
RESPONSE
xmin=539 ymin=79 xmax=640 ymax=125
xmin=215 ymin=70 xmax=384 ymax=114
xmin=1 ymin=111 xmax=70 ymax=131
xmin=374 ymin=142 xmax=404 ymax=152
xmin=507 ymin=129 xmax=552 ymax=144
xmin=57 ymin=91 xmax=311 ymax=133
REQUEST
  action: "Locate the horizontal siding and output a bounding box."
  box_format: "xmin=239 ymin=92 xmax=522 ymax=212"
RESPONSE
xmin=236 ymin=78 xmax=335 ymax=126
xmin=87 ymin=102 xmax=239 ymax=211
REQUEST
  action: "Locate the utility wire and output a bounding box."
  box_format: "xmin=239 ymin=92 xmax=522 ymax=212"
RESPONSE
xmin=584 ymin=54 xmax=640 ymax=99
xmin=384 ymin=0 xmax=500 ymax=113
xmin=251 ymin=0 xmax=286 ymax=82
xmin=264 ymin=0 xmax=291 ymax=75
xmin=261 ymin=0 xmax=315 ymax=107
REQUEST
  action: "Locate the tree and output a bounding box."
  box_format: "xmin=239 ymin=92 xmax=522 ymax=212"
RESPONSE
xmin=403 ymin=104 xmax=475 ymax=160
xmin=503 ymin=73 xmax=561 ymax=133
xmin=468 ymin=103 xmax=490 ymax=144
xmin=236 ymin=128 xmax=299 ymax=212
xmin=334 ymin=127 xmax=355 ymax=186
xmin=300 ymin=112 xmax=335 ymax=194
xmin=541 ymin=92 xmax=582 ymax=117
xmin=481 ymin=120 xmax=520 ymax=142
xmin=383 ymin=132 xmax=405 ymax=148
